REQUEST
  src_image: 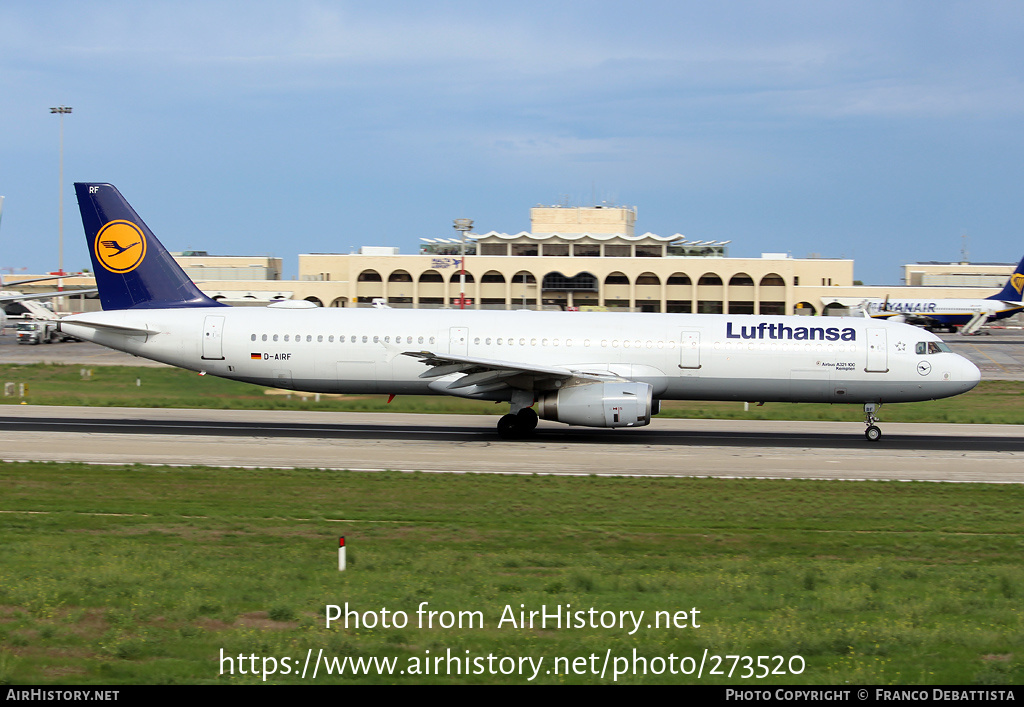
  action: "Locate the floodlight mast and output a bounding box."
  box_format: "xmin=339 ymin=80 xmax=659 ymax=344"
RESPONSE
xmin=453 ymin=218 xmax=473 ymax=310
xmin=50 ymin=105 xmax=72 ymax=311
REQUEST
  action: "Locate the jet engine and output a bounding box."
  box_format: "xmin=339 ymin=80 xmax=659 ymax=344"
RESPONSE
xmin=536 ymin=381 xmax=653 ymax=428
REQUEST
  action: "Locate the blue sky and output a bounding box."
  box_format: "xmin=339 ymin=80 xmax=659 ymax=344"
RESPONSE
xmin=2 ymin=1 xmax=1023 ymax=284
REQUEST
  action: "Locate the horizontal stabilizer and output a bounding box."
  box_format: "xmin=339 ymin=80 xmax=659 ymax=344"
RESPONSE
xmin=59 ymin=317 xmax=154 ymax=335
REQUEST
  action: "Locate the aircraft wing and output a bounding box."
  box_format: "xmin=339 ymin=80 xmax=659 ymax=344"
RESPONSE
xmin=402 ymin=351 xmax=620 ymax=394
xmin=1 ymin=274 xmax=86 ymax=288
xmin=1 ymin=288 xmax=98 ymax=304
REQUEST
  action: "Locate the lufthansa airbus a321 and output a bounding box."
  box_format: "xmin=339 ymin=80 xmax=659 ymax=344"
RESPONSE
xmin=59 ymin=183 xmax=982 ymax=442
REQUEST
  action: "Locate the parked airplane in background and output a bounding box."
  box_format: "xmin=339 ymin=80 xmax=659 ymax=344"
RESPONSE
xmin=859 ymin=256 xmax=1024 ymax=334
xmin=1 ymin=275 xmax=98 ymax=332
xmin=59 ymin=183 xmax=981 ymax=441
xmin=1 ymin=196 xmax=96 ymax=331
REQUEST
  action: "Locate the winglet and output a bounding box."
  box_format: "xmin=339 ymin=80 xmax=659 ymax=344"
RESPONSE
xmin=75 ymin=183 xmax=225 ymax=311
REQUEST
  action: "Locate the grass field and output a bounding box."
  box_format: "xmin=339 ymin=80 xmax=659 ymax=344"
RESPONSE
xmin=1 ymin=462 xmax=1022 ymax=685
xmin=2 ymin=363 xmax=1024 ymax=424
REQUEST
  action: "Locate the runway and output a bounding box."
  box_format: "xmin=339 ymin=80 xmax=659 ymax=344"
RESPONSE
xmin=2 ymin=406 xmax=1022 ymax=484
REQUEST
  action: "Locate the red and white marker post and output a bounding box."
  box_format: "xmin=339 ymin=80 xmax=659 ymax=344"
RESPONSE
xmin=338 ymin=536 xmax=346 ymax=572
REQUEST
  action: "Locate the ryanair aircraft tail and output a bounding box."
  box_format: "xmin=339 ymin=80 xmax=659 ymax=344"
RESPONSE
xmin=75 ymin=183 xmax=224 ymax=310
xmin=988 ymin=254 xmax=1024 ymax=302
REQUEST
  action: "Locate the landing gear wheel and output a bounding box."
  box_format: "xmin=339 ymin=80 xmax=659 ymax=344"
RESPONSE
xmin=497 ymin=414 xmax=520 ymax=439
xmin=516 ymin=407 xmax=539 ymax=431
xmin=865 ymin=425 xmax=882 ymax=442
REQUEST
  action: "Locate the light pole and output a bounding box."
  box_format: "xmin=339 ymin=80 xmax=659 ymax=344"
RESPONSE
xmin=50 ymin=106 xmax=72 ymax=313
xmin=453 ymin=218 xmax=473 ymax=309
xmin=50 ymin=106 xmax=72 ymax=276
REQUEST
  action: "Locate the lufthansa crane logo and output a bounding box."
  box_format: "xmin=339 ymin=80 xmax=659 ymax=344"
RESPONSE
xmin=95 ymin=220 xmax=147 ymax=273
xmin=1011 ymin=273 xmax=1024 ymax=296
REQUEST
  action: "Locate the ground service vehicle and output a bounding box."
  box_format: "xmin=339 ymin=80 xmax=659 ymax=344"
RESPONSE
xmin=16 ymin=320 xmax=58 ymax=345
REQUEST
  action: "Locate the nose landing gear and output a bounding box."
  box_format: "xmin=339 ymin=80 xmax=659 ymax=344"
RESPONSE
xmin=864 ymin=403 xmax=882 ymax=441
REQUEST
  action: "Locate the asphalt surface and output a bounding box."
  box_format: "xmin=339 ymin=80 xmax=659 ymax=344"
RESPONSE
xmin=1 ymin=407 xmax=1022 ymax=483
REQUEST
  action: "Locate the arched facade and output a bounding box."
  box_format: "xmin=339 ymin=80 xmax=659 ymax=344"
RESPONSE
xmin=283 ymin=246 xmax=850 ymax=312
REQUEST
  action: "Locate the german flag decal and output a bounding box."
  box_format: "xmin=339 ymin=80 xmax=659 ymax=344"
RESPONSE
xmin=251 ymin=353 xmax=262 ymax=360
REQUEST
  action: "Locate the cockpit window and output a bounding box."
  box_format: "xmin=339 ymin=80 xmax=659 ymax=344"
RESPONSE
xmin=916 ymin=341 xmax=951 ymax=355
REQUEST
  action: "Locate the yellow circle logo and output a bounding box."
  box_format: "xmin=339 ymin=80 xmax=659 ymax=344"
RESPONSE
xmin=95 ymin=221 xmax=147 ymax=273
xmin=1011 ymin=273 xmax=1024 ymax=297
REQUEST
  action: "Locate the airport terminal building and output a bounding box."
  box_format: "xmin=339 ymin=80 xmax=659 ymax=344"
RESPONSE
xmin=7 ymin=204 xmax=1021 ymax=320
xmin=179 ymin=205 xmax=857 ymax=316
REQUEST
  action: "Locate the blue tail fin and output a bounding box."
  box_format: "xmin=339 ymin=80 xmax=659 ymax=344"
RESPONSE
xmin=75 ymin=183 xmax=225 ymax=310
xmin=987 ymin=255 xmax=1024 ymax=302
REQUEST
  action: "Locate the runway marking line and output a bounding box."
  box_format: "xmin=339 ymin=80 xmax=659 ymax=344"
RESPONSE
xmin=967 ymin=343 xmax=1011 ymax=374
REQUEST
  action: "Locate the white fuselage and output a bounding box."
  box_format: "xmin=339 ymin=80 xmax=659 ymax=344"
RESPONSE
xmin=60 ymin=306 xmax=980 ymax=406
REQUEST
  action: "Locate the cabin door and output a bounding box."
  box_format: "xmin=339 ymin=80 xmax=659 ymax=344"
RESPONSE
xmin=678 ymin=330 xmax=701 ymax=376
xmin=866 ymin=328 xmax=888 ymax=372
xmin=201 ymin=315 xmax=225 ymax=360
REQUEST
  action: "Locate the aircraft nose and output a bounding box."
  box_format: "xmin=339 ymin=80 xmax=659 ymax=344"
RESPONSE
xmin=960 ymin=355 xmax=981 ymax=389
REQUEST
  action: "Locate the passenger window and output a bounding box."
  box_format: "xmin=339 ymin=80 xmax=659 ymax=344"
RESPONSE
xmin=362 ymin=336 xmax=368 ymax=343
xmin=328 ymin=335 xmax=334 ymax=343
xmin=318 ymin=335 xmax=323 ymax=343
xmin=373 ymin=336 xmax=380 ymax=343
xmin=273 ymin=334 xmax=279 ymax=342
xmin=262 ymin=334 xmax=268 ymax=342
xmin=308 ymin=335 xmax=313 ymax=342
xmin=429 ymin=336 xmax=435 ymax=344
xmin=418 ymin=336 xmax=424 ymax=344
xmin=250 ymin=334 xmax=256 ymax=342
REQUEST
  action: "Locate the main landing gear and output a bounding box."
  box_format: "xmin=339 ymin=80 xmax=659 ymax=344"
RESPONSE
xmin=497 ymin=407 xmax=539 ymax=439
xmin=498 ymin=390 xmax=539 ymax=438
xmin=863 ymin=403 xmax=882 ymax=442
